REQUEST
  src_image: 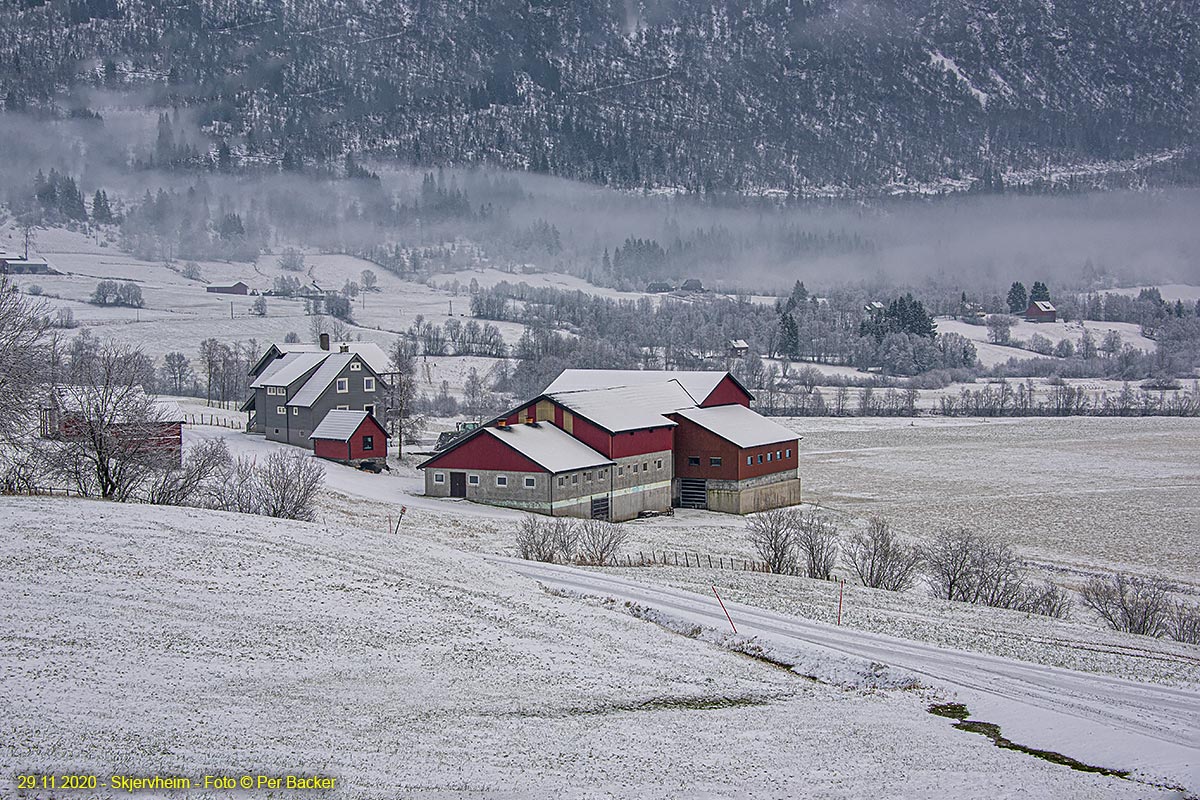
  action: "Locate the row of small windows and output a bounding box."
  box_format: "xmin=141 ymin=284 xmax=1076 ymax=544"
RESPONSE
xmin=433 ymin=473 xmax=537 ymax=489
xmin=687 ymin=456 xmax=722 ymax=467
xmin=747 ymin=448 xmax=792 ymax=465
xmin=336 ymin=376 xmax=375 ymax=393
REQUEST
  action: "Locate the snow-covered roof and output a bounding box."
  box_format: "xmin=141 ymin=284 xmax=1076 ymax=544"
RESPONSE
xmin=252 ymin=341 xmax=391 ymax=378
xmin=484 ymin=423 xmax=614 ymax=474
xmin=544 ymin=369 xmax=732 ymax=404
xmin=547 ymin=381 xmax=694 ymax=432
xmin=310 ymin=409 xmax=380 ymax=441
xmin=288 ymin=353 xmax=357 ymax=408
xmin=672 ymin=404 xmax=798 ymax=448
xmin=250 ymin=352 xmax=326 ymax=389
xmin=1031 ymin=301 xmax=1056 ymax=312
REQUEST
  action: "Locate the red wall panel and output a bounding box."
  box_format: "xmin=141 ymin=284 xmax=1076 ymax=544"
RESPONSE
xmin=610 ymin=425 xmax=674 ymax=458
xmin=313 ymin=417 xmax=389 ymax=461
xmin=737 ymin=439 xmax=799 ymax=480
xmin=423 ymin=429 xmax=545 ymax=472
xmin=671 ymin=417 xmax=739 ymax=479
xmin=701 ymin=375 xmax=753 ymax=407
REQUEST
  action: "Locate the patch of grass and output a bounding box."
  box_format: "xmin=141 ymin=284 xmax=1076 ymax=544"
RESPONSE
xmin=927 ymin=702 xmax=1131 ymax=779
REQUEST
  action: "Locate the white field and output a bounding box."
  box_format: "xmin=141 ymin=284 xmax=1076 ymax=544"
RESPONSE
xmin=1108 ymin=284 xmax=1200 ymax=303
xmin=936 ymin=317 xmax=1155 ymax=367
xmin=6 ymin=497 xmax=1185 ymax=799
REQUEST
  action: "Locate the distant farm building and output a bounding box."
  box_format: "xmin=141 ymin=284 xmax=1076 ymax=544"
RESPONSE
xmin=1025 ymin=300 xmax=1057 ymax=323
xmin=420 ymin=369 xmax=801 ymax=520
xmin=39 ymin=386 xmax=184 ymax=467
xmin=1 ymin=256 xmax=54 ymax=275
xmin=864 ymin=300 xmax=885 ymax=313
xmin=310 ymin=410 xmax=388 ymax=467
xmin=206 ymin=281 xmax=250 ymax=295
xmin=241 ymin=333 xmax=392 ymax=449
xmin=728 ymin=338 xmax=750 ymax=356
xmin=645 ymin=281 xmax=675 ymax=293
xmin=680 ymin=278 xmax=705 ymax=292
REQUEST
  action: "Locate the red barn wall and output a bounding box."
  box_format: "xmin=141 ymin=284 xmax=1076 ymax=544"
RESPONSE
xmin=671 ymin=417 xmax=739 ymax=480
xmin=737 ymin=439 xmax=799 ymax=480
xmin=611 ymin=425 xmax=674 ymax=458
xmin=424 ymin=431 xmax=544 ymax=472
xmin=701 ymin=376 xmax=752 ymax=407
xmin=314 ymin=438 xmax=351 ymax=461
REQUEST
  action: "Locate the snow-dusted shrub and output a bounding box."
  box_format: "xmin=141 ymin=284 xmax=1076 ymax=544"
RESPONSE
xmin=549 ymin=517 xmax=579 ymax=563
xmin=1017 ymin=581 xmax=1072 ymax=619
xmin=255 ymin=450 xmax=325 ymax=521
xmin=747 ymin=509 xmax=800 ymax=575
xmin=145 ymin=439 xmax=232 ymax=506
xmin=1080 ymin=574 xmax=1170 ymax=637
xmin=924 ymin=529 xmax=1071 ymax=617
xmin=575 ymin=519 xmax=629 ymax=566
xmin=846 ymin=517 xmax=920 ymax=592
xmin=795 ymin=510 xmax=839 ymax=580
xmin=1168 ymin=601 xmax=1200 ymax=644
xmin=516 ymin=515 xmax=558 ymax=562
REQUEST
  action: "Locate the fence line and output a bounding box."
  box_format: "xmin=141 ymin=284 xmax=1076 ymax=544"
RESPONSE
xmin=184 ymin=413 xmax=244 ymax=430
xmin=1 ymin=485 xmax=80 ymax=498
xmin=619 ymin=550 xmax=770 ymax=573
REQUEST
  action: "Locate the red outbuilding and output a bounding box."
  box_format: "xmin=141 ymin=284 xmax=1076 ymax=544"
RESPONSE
xmin=309 ymin=410 xmax=388 ymax=466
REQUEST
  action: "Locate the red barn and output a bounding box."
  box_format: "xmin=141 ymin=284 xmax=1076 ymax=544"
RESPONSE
xmin=310 ymin=410 xmax=388 ymax=466
xmin=40 ymin=386 xmax=183 ymax=468
xmin=1025 ymin=300 xmax=1057 ymax=323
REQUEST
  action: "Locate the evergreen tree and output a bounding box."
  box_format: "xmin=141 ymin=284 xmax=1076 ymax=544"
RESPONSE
xmin=91 ymin=190 xmax=113 ymax=223
xmin=1006 ymin=281 xmax=1028 ymax=313
xmin=1030 ymin=281 xmax=1051 ymax=302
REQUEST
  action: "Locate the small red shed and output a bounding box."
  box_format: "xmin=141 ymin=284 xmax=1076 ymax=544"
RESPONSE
xmin=1024 ymin=300 xmax=1057 ymax=323
xmin=310 ymin=410 xmax=388 ymax=465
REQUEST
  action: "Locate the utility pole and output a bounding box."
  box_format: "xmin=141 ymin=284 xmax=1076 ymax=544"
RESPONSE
xmin=230 ymin=301 xmax=234 ymax=319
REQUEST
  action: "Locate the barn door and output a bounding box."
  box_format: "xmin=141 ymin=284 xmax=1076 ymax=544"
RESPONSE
xmin=590 ymin=496 xmax=610 ymax=521
xmin=449 ymin=472 xmax=467 ymax=497
xmin=679 ymin=478 xmax=707 ymax=509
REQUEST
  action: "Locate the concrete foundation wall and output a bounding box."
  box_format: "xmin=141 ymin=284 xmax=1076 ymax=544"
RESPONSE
xmin=697 ymin=470 xmax=803 ymax=515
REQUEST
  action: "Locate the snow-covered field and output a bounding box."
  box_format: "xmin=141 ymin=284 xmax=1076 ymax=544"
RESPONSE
xmin=936 ymin=317 xmax=1154 ymax=367
xmin=6 ymin=497 xmax=1183 ymax=799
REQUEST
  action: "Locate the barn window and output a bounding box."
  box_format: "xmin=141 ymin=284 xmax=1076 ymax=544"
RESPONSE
xmin=558 ymin=477 xmax=565 ymax=487
xmin=643 ymin=462 xmax=648 ymax=471
xmin=524 ymin=476 xmax=536 ymax=489
xmin=655 ymin=460 xmax=662 ymax=469
xmin=572 ymin=474 xmax=579 ymax=484
xmin=687 ymin=457 xmax=700 ymax=467
xmin=434 ymin=472 xmax=445 ymax=484
xmin=747 ymin=456 xmax=753 ymax=465
xmin=599 ymin=469 xmax=607 ymax=478
xmin=469 ymin=475 xmax=480 ymax=485
xmin=336 ymin=378 xmax=348 ymax=393
xmin=496 ymin=475 xmax=508 ymax=487
xmin=584 ymin=472 xmax=591 ymax=482
xmin=776 ymin=450 xmax=782 ymax=460
xmin=350 ymin=362 xmax=362 ymax=371
xmin=276 ymin=405 xmax=286 ymax=415
xmin=364 ymin=377 xmax=376 ymax=392
xmin=786 ymin=448 xmax=792 ymax=458
xmin=362 ymin=435 xmax=374 ymax=451
xmin=632 ymin=464 xmax=638 ymax=473
xmin=618 ymin=467 xmax=624 ymax=476
xmin=710 ymin=457 xmax=722 ymax=467
xmin=758 ymin=454 xmax=764 ymax=464
xmin=767 ymin=452 xmax=773 ymax=462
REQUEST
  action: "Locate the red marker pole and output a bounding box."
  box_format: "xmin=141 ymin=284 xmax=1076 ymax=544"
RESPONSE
xmin=837 ymin=579 xmax=845 ymax=626
xmin=712 ymin=585 xmax=737 ymax=634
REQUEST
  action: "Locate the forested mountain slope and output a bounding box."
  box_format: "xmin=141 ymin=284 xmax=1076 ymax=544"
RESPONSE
xmin=1 ymin=0 xmax=1197 ymax=193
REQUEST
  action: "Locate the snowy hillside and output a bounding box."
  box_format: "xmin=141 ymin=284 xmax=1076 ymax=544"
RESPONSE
xmin=2 ymin=497 xmax=1193 ymax=798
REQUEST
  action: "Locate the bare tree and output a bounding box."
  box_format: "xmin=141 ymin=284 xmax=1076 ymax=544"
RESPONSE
xmin=145 ymin=439 xmax=232 ymax=506
xmin=795 ymin=510 xmax=839 ymax=579
xmin=1168 ymin=601 xmax=1200 ymax=644
xmin=48 ymin=344 xmax=177 ymax=500
xmin=516 ymin=515 xmax=558 ymax=562
xmin=549 ymin=517 xmax=579 ymax=563
xmin=924 ymin=528 xmax=981 ymax=602
xmin=575 ymin=519 xmax=630 ymax=565
xmin=846 ymin=517 xmax=920 ymax=591
xmin=747 ymin=508 xmax=800 ymax=574
xmin=0 ymin=276 xmax=48 ymax=443
xmin=1080 ymin=574 xmax=1170 ymax=636
xmin=255 ymin=450 xmax=325 ymax=521
xmin=211 ymin=455 xmax=262 ymax=515
xmin=1018 ymin=581 xmax=1073 ymax=619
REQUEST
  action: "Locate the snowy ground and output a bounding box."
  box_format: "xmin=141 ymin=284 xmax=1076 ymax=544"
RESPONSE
xmin=936 ymin=317 xmax=1154 ymax=367
xmin=6 ymin=498 xmax=1184 ymax=799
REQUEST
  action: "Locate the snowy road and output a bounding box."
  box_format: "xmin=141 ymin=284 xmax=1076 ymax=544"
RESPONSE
xmin=488 ymin=556 xmax=1200 ymax=792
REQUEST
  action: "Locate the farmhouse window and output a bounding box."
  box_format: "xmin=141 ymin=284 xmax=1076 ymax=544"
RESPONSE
xmin=496 ymin=475 xmax=508 ymax=487
xmin=710 ymin=457 xmax=722 ymax=467
xmin=469 ymin=475 xmax=480 ymax=485
xmin=364 ymin=377 xmax=376 ymax=392
xmin=362 ymin=435 xmax=374 ymax=451
xmin=434 ymin=472 xmax=445 ymax=483
xmin=337 ymin=405 xmax=349 ymax=411
xmin=293 ymin=407 xmax=299 ymax=415
xmin=276 ymin=405 xmax=286 ymax=415
xmin=687 ymin=457 xmax=700 ymax=467
xmin=524 ymin=477 xmax=536 ymax=489
xmin=336 ymin=378 xmax=349 ymax=393
xmin=350 ymin=362 xmax=362 ymax=371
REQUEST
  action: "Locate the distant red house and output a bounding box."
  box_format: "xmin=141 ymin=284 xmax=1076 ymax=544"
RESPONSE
xmin=206 ymin=281 xmax=250 ymax=295
xmin=1025 ymin=300 xmax=1057 ymax=322
xmin=310 ymin=410 xmax=388 ymax=465
xmin=39 ymin=386 xmax=184 ymax=467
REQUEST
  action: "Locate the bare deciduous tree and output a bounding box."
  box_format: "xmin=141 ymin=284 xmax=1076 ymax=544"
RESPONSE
xmin=255 ymin=450 xmax=325 ymax=521
xmin=846 ymin=517 xmax=920 ymax=591
xmin=747 ymin=508 xmax=800 ymax=575
xmin=516 ymin=515 xmax=558 ymax=562
xmin=796 ymin=510 xmax=839 ymax=580
xmin=1080 ymin=574 xmax=1170 ymax=636
xmin=0 ymin=276 xmax=48 ymax=443
xmin=145 ymin=439 xmax=232 ymax=506
xmin=1168 ymin=601 xmax=1200 ymax=644
xmin=575 ymin=519 xmax=630 ymax=565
